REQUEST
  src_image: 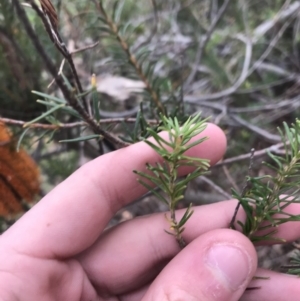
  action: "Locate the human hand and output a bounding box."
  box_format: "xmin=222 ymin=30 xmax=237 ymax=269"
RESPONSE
xmin=0 ymin=124 xmax=299 ymax=301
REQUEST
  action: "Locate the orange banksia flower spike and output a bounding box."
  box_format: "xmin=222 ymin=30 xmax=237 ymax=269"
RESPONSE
xmin=0 ymin=123 xmax=40 ymax=216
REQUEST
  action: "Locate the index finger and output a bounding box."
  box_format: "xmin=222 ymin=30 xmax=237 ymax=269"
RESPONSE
xmin=1 ymin=123 xmax=227 ymax=258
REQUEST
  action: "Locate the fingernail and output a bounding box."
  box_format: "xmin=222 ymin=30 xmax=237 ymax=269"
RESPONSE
xmin=206 ymin=243 xmax=251 ymax=290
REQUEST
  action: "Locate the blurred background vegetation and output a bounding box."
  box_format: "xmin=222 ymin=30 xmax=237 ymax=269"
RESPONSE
xmin=1 ymin=0 xmax=300 ymax=266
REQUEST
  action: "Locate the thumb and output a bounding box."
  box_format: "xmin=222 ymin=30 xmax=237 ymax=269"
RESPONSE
xmin=142 ymin=229 xmax=257 ymax=301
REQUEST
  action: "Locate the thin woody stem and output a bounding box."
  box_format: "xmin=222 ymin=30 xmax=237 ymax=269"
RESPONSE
xmin=28 ymin=0 xmax=88 ymax=111
xmin=168 ymin=160 xmax=186 ymax=248
xmin=12 ymin=0 xmax=129 ymax=148
xmin=0 ymin=117 xmax=158 ymax=129
xmin=93 ymin=0 xmax=165 ymax=115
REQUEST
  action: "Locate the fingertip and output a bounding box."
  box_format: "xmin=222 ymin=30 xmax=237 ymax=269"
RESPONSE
xmin=202 ymin=123 xmax=227 ymax=166
xmin=183 ymin=122 xmax=227 ymax=166
xmin=202 ymin=229 xmax=258 ymax=284
xmin=143 ymin=229 xmax=256 ymax=301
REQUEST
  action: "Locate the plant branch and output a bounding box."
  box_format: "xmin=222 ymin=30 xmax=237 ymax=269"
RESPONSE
xmin=93 ymin=0 xmax=165 ymax=115
xmin=229 ymin=148 xmax=255 ymax=229
xmin=0 ymin=117 xmax=158 ymax=129
xmin=27 ymin=0 xmax=88 ymax=111
xmin=12 ymin=0 xmax=129 ymax=148
xmin=229 ymin=121 xmax=300 ymax=241
xmin=215 ymin=142 xmax=285 ymax=167
xmin=135 ymin=114 xmax=210 ymax=248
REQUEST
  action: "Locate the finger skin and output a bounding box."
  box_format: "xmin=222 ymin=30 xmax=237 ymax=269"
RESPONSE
xmin=78 ymin=201 xmax=242 ymax=294
xmin=120 ymin=268 xmax=300 ymax=301
xmin=241 ymin=268 xmax=300 ymax=301
xmin=0 ymin=123 xmax=226 ymax=258
xmin=141 ymin=229 xmax=257 ymax=301
xmin=77 ymin=199 xmax=300 ymax=295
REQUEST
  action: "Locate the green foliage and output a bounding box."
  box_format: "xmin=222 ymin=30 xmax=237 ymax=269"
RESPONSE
xmin=134 ymin=113 xmax=210 ymax=248
xmin=231 ymin=120 xmax=300 ymax=243
xmin=286 ymin=253 xmax=300 ymax=275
